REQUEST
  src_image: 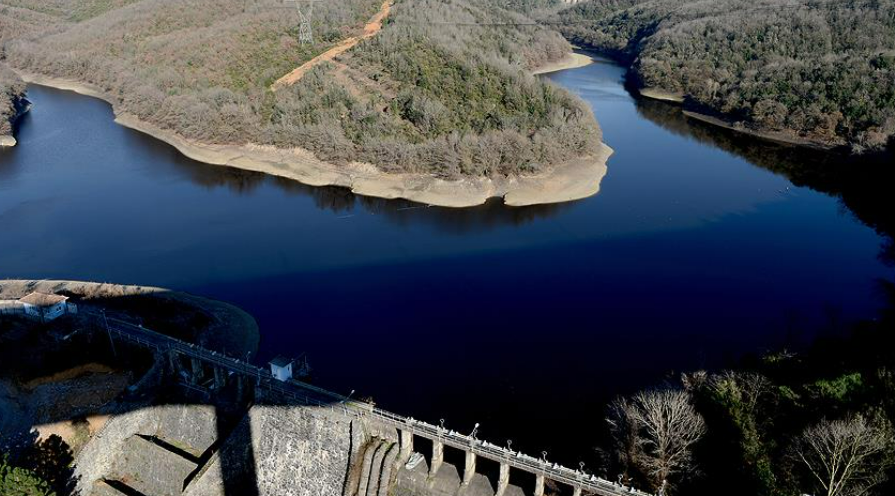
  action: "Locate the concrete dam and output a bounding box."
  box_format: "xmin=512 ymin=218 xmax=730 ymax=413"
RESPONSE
xmin=74 ymin=317 xmax=653 ymax=496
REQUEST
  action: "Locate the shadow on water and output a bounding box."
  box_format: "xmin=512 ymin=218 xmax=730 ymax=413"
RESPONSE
xmin=150 ymin=152 xmax=575 ymax=235
xmin=115 ymin=71 xmax=895 ymax=244
xmin=632 ymin=96 xmax=895 ymax=260
xmin=8 ymin=85 xmax=573 ymax=235
xmin=7 ymin=82 xmax=893 ymax=241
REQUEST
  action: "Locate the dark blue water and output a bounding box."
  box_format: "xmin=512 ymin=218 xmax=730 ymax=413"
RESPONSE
xmin=1 ymin=57 xmax=890 ymax=465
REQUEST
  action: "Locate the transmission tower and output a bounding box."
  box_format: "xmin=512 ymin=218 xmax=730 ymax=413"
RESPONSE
xmin=284 ymin=0 xmax=313 ymax=44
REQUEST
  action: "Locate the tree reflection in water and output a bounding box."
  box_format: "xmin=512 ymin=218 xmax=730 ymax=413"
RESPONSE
xmin=633 ymin=97 xmax=895 ymax=262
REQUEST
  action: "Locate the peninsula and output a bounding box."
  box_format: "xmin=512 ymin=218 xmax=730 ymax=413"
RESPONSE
xmin=0 ymin=0 xmax=611 ymax=206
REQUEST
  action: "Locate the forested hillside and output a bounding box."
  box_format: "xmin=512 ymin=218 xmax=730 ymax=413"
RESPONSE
xmin=338 ymin=0 xmax=598 ymax=175
xmin=0 ymin=0 xmax=601 ymax=177
xmin=554 ymin=0 xmax=895 ymax=152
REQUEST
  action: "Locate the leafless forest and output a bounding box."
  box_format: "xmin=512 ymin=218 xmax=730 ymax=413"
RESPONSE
xmin=0 ymin=0 xmax=601 ymax=176
xmin=555 ymin=0 xmax=895 ymax=152
xmin=0 ymin=65 xmax=25 ymax=137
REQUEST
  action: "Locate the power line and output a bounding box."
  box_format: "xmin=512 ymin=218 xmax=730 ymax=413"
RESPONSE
xmin=385 ymin=2 xmax=838 ymax=27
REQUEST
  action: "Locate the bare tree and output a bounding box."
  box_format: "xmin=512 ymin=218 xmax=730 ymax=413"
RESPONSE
xmin=793 ymin=414 xmax=895 ymax=496
xmin=607 ymin=389 xmax=707 ymax=493
xmin=607 ymin=397 xmax=641 ymax=486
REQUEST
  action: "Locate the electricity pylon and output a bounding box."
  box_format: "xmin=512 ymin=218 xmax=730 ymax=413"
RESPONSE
xmin=284 ymin=0 xmax=313 ymax=44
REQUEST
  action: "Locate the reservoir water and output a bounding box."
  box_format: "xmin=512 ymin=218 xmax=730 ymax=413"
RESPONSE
xmin=1 ymin=56 xmax=892 ymax=465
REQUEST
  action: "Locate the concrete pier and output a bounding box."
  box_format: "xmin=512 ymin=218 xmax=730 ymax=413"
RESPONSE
xmin=429 ymin=441 xmax=443 ymax=479
xmin=461 ymin=451 xmax=476 ymax=486
xmin=399 ymin=430 xmax=413 ymax=464
xmin=495 ymin=463 xmax=510 ymax=496
xmin=534 ymin=474 xmax=545 ymax=496
xmin=189 ymin=358 xmax=203 ymax=385
xmin=213 ymin=367 xmax=226 ymax=389
xmin=236 ymin=374 xmax=245 ymax=399
xmin=167 ymin=350 xmax=178 ymax=374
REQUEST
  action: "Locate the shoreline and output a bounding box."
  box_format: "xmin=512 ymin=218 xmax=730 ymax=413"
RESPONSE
xmin=569 ymin=41 xmax=851 ymax=153
xmin=638 ymin=87 xmax=684 ymax=103
xmin=531 ymin=52 xmax=594 ymax=75
xmin=637 ymin=86 xmax=841 ymax=150
xmin=14 ymin=66 xmax=612 ymax=208
xmin=682 ymin=110 xmax=839 ymax=150
xmin=1 ymin=97 xmax=30 ymax=148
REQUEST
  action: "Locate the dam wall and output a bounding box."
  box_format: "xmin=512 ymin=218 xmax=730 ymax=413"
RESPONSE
xmin=73 ymin=315 xmax=650 ymax=496
xmin=75 ymin=402 xmax=405 ymax=496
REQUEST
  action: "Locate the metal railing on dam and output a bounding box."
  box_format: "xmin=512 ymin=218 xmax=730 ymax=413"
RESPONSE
xmin=101 ymin=315 xmax=653 ymax=496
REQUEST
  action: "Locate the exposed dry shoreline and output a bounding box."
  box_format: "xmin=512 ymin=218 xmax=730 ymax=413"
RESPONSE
xmin=531 ymin=52 xmax=594 ymax=75
xmin=635 ymin=79 xmax=843 ymax=149
xmin=637 ymin=86 xmax=841 ymax=149
xmin=682 ymin=110 xmax=839 ymax=150
xmin=571 ymin=43 xmax=849 ymax=152
xmin=13 ymin=65 xmax=612 ymax=208
xmin=638 ymin=87 xmax=684 ymax=103
xmin=1 ymin=100 xmax=29 ymax=147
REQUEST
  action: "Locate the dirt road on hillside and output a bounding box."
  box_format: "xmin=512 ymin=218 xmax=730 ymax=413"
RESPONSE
xmin=272 ymin=0 xmax=391 ymax=90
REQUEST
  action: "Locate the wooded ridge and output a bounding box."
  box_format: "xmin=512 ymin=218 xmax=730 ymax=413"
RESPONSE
xmin=552 ymin=0 xmax=895 ymax=152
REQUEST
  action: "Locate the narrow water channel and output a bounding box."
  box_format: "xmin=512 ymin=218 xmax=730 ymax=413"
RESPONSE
xmin=1 ymin=56 xmax=891 ymax=465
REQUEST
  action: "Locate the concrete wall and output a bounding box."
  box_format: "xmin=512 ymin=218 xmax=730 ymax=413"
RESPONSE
xmin=252 ymin=405 xmax=354 ymax=495
xmin=184 ymin=404 xmax=390 ymax=496
xmin=74 ymin=407 xmax=160 ymax=493
xmin=74 ymin=405 xmax=219 ymax=495
xmin=74 ymin=400 xmax=549 ymax=496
